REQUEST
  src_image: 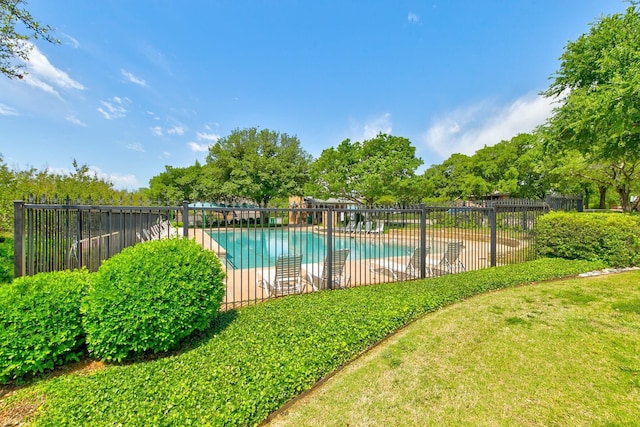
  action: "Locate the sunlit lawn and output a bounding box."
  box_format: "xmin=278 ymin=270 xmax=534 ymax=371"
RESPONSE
xmin=268 ymin=271 xmax=640 ymax=426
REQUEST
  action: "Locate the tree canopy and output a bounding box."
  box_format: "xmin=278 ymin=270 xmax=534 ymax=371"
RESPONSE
xmin=205 ymin=128 xmax=311 ymax=206
xmin=1 ymin=0 xmax=58 ymax=79
xmin=306 ymin=133 xmax=423 ymax=206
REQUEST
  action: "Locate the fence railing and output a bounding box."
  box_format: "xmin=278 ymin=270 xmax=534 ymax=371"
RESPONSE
xmin=14 ymin=199 xmax=558 ymax=310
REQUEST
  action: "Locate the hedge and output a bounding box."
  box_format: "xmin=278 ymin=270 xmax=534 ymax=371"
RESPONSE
xmin=533 ymin=212 xmax=640 ymax=267
xmin=30 ymin=258 xmax=603 ymax=426
xmin=82 ymin=238 xmax=226 ymax=362
xmin=0 ymin=269 xmax=89 ymax=384
xmin=0 ymin=236 xmax=13 ymax=284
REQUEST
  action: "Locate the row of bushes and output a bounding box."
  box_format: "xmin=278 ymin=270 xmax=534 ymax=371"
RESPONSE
xmin=0 ymin=238 xmax=225 ymax=384
xmin=534 ymin=212 xmax=640 ymax=267
xmin=28 ymin=257 xmax=606 ymax=426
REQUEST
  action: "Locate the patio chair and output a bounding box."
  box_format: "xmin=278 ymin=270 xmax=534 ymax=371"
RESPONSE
xmin=339 ymin=221 xmax=357 ymax=233
xmin=370 ymin=246 xmax=431 ymax=281
xmin=303 ymin=249 xmax=351 ymax=291
xmin=351 ymin=221 xmax=363 ymax=233
xmin=363 ymin=221 xmax=373 ymax=233
xmin=369 ymin=220 xmax=385 ymax=234
xmin=257 ymin=254 xmax=305 ymax=297
xmin=427 ymin=241 xmax=466 ymax=275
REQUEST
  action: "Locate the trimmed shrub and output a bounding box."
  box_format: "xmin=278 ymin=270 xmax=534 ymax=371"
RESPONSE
xmin=82 ymin=238 xmax=226 ymax=362
xmin=533 ymin=212 xmax=640 ymax=267
xmin=0 ymin=269 xmax=89 ymax=384
xmin=0 ymin=236 xmax=13 ymax=284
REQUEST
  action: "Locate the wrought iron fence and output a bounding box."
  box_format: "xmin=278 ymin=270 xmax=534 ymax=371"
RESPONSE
xmin=14 ymin=198 xmax=560 ymax=310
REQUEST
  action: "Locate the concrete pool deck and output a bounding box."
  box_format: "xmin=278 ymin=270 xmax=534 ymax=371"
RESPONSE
xmin=186 ymin=225 xmax=524 ymax=309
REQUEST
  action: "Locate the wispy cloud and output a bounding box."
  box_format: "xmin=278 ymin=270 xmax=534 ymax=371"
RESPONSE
xmin=356 ymin=112 xmax=392 ymax=140
xmin=151 ymin=126 xmax=163 ymax=136
xmin=127 ymin=143 xmax=145 ymax=152
xmin=21 ymin=42 xmax=85 ymax=96
xmin=48 ymin=165 xmax=139 ymax=190
xmin=196 ymin=132 xmax=220 ymax=141
xmin=422 ymin=93 xmax=556 ymax=159
xmin=0 ymin=103 xmax=18 ymax=116
xmin=408 ymin=12 xmax=420 ymax=24
xmin=62 ymin=33 xmax=80 ymax=49
xmin=121 ymin=69 xmax=147 ymax=87
xmin=188 ymin=142 xmax=211 ymax=152
xmin=98 ymin=97 xmax=129 ymax=120
xmin=167 ymin=126 xmax=186 ymax=136
xmin=65 ymin=114 xmax=87 ymax=127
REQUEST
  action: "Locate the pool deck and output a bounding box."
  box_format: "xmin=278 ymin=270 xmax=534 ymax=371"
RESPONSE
xmin=186 ymin=225 xmax=520 ymax=309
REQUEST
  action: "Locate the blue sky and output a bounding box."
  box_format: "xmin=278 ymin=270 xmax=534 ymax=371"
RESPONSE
xmin=0 ymin=1 xmax=627 ymax=190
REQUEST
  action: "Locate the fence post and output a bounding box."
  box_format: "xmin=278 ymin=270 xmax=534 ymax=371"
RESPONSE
xmin=419 ymin=204 xmax=427 ymax=278
xmin=489 ymin=207 xmax=497 ymax=267
xmin=326 ymin=206 xmax=333 ymax=290
xmin=13 ymin=201 xmax=25 ymax=278
xmin=577 ymin=194 xmax=584 ymax=212
xmin=182 ymin=201 xmax=189 ymax=239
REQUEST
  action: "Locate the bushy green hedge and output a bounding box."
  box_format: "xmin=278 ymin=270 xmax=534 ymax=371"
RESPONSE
xmin=31 ymin=258 xmax=603 ymax=426
xmin=0 ymin=236 xmax=13 ymax=284
xmin=82 ymin=238 xmax=226 ymax=362
xmin=534 ymin=212 xmax=640 ymax=267
xmin=0 ymin=269 xmax=89 ymax=384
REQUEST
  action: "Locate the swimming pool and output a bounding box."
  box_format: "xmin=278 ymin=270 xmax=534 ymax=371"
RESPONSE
xmin=208 ymin=229 xmax=415 ymax=269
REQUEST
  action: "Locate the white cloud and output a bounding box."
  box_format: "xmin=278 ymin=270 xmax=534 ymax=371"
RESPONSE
xmin=98 ymin=97 xmax=128 ymax=120
xmin=360 ymin=112 xmax=392 ymax=140
xmin=196 ymin=132 xmax=220 ymax=141
xmin=65 ymin=114 xmax=87 ymax=127
xmin=0 ymin=103 xmax=18 ymax=116
xmin=408 ymin=12 xmax=420 ymax=24
xmin=188 ymin=142 xmax=211 ymax=152
xmin=167 ymin=126 xmax=185 ymax=135
xmin=162 ymin=151 xmax=172 ymax=158
xmin=151 ymin=126 xmax=163 ymax=136
xmin=21 ymin=42 xmax=85 ymax=96
xmin=127 ymin=143 xmax=145 ymax=152
xmin=121 ymin=69 xmax=147 ymax=87
xmin=422 ymin=93 xmax=556 ymax=159
xmin=62 ymin=34 xmax=80 ymax=49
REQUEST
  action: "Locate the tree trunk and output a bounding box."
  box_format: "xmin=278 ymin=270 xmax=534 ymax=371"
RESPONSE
xmin=617 ymin=186 xmax=631 ymax=212
xmin=598 ymin=186 xmax=607 ymax=209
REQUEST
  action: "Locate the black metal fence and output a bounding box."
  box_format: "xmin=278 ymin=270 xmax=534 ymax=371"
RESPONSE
xmin=14 ymin=197 xmax=568 ymax=310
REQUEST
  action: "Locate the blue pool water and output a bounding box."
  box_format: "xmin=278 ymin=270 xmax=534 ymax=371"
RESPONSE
xmin=208 ymin=229 xmax=414 ymax=269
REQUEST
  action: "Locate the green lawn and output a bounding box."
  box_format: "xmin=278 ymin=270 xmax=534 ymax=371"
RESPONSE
xmin=0 ymin=259 xmax=618 ymax=426
xmin=268 ymin=271 xmax=640 ymax=426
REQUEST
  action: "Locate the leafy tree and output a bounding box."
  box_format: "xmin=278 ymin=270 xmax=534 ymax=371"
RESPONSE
xmin=1 ymin=0 xmax=59 ymax=79
xmin=206 ymin=128 xmax=311 ymax=206
xmin=542 ymin=4 xmax=640 ymax=210
xmin=308 ymin=133 xmax=423 ymax=206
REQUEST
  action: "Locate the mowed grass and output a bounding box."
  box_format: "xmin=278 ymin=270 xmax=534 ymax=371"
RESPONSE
xmin=268 ymin=271 xmax=640 ymax=426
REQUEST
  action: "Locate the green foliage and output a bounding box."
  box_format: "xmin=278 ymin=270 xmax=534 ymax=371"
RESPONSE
xmin=0 ymin=236 xmax=13 ymax=283
xmin=0 ymin=269 xmax=89 ymax=384
xmin=308 ymin=134 xmax=424 ymax=206
xmin=25 ymin=258 xmax=601 ymax=425
xmin=82 ymin=238 xmax=226 ymax=362
xmin=1 ymin=0 xmax=59 ymax=79
xmin=534 ymin=212 xmax=640 ymax=267
xmin=543 ymin=6 xmax=640 ymax=211
xmin=206 ymin=128 xmax=312 ymax=205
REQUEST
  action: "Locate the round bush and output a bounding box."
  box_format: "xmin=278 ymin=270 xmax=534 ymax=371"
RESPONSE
xmin=82 ymin=238 xmax=225 ymax=362
xmin=0 ymin=269 xmax=89 ymax=384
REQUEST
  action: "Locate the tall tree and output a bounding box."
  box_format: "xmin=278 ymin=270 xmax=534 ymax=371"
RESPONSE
xmin=206 ymin=128 xmax=311 ymax=206
xmin=307 ymin=133 xmax=423 ymax=206
xmin=1 ymin=0 xmax=59 ymax=79
xmin=542 ymin=4 xmax=640 ymax=210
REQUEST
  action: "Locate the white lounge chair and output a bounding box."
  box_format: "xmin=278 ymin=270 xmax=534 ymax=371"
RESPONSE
xmin=351 ymin=222 xmax=363 ymax=233
xmin=303 ymin=249 xmax=351 ymax=291
xmin=257 ymin=254 xmax=305 ymax=297
xmin=339 ymin=221 xmax=357 ymax=233
xmin=369 ymin=220 xmax=385 ymax=234
xmin=370 ymin=247 xmax=430 ymax=281
xmin=427 ymin=241 xmax=466 ymax=275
